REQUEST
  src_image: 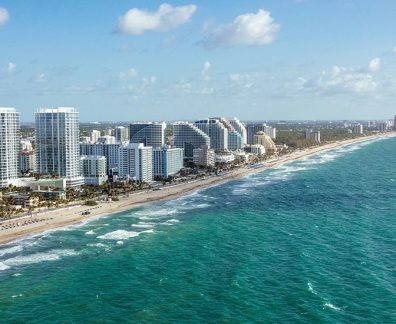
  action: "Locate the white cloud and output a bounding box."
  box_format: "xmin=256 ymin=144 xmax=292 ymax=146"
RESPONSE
xmin=229 ymin=73 xmax=255 ymax=88
xmin=0 ymin=7 xmax=9 ymax=26
xmin=119 ymin=68 xmax=138 ymax=80
xmin=201 ymin=9 xmax=279 ymax=49
xmin=118 ymin=3 xmax=197 ymax=35
xmin=201 ymin=61 xmax=211 ymax=80
xmin=368 ymin=57 xmax=381 ymax=72
xmin=7 ymin=62 xmax=16 ymax=73
xmin=302 ymin=65 xmax=377 ymax=95
xmin=33 ymin=73 xmax=46 ymax=83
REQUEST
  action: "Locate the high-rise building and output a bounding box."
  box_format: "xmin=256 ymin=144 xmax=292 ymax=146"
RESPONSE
xmin=229 ymin=118 xmax=247 ymax=145
xmin=218 ymin=118 xmax=244 ymax=151
xmin=352 ymin=123 xmax=364 ymax=135
xmin=90 ymin=130 xmax=101 ymax=144
xmin=377 ymin=122 xmax=388 ymax=132
xmin=195 ymin=119 xmax=228 ymax=151
xmin=172 ymin=122 xmax=211 ymax=158
xmin=80 ymin=156 xmax=108 ymax=185
xmin=114 ymin=126 xmax=129 ymax=143
xmin=35 ymin=107 xmax=83 ymax=187
xmin=153 ymin=146 xmax=184 ymax=178
xmin=20 ymin=151 xmax=36 ymax=173
xmin=118 ymin=143 xmax=153 ymax=182
xmin=80 ymin=143 xmax=120 ymax=174
xmin=129 ymin=122 xmax=166 ymax=148
xmin=0 ymin=108 xmax=20 ymax=188
xmin=305 ymin=129 xmax=321 ymax=142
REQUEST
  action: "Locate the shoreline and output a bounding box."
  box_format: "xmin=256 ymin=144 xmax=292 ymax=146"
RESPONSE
xmin=0 ymin=132 xmax=394 ymax=246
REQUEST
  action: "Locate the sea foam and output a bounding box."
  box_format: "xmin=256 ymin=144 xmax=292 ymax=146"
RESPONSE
xmin=0 ymin=245 xmax=24 ymax=257
xmin=3 ymin=249 xmax=77 ymax=267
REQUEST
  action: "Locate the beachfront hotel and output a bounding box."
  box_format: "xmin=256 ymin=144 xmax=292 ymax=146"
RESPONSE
xmin=172 ymin=122 xmax=211 ymax=159
xmin=80 ymin=142 xmax=120 ymax=175
xmin=229 ymin=118 xmax=247 ymax=145
xmin=193 ymin=146 xmax=215 ymax=167
xmin=0 ymin=108 xmax=20 ymax=188
xmin=153 ymin=146 xmax=184 ymax=178
xmin=253 ymin=132 xmax=277 ymax=153
xmin=218 ymin=118 xmax=244 ymax=151
xmin=246 ymin=123 xmax=277 ymax=144
xmin=118 ymin=143 xmax=153 ymax=182
xmin=35 ymin=107 xmax=84 ymax=187
xmin=80 ymin=155 xmax=108 ymax=186
xmin=129 ymin=122 xmax=166 ymax=148
xmin=194 ymin=119 xmax=228 ymax=152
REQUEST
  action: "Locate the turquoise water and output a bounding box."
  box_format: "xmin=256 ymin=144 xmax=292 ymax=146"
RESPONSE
xmin=0 ymin=137 xmax=395 ymax=323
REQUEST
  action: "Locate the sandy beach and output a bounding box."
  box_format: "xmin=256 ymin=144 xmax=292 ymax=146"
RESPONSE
xmin=0 ymin=132 xmax=393 ymax=245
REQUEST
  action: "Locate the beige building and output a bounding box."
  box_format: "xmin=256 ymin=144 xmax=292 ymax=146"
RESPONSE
xmin=253 ymin=132 xmax=277 ymax=153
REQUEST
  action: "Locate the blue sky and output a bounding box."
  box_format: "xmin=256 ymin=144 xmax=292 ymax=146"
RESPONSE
xmin=0 ymin=0 xmax=396 ymax=122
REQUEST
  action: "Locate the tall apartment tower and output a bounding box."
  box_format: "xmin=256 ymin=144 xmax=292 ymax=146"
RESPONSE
xmin=0 ymin=108 xmax=20 ymax=188
xmin=118 ymin=143 xmax=153 ymax=182
xmin=114 ymin=126 xmax=129 ymax=143
xmin=229 ymin=118 xmax=247 ymax=145
xmin=129 ymin=122 xmax=166 ymax=148
xmin=172 ymin=122 xmax=211 ymax=158
xmin=194 ymin=118 xmax=228 ymax=152
xmin=35 ymin=107 xmax=84 ymax=187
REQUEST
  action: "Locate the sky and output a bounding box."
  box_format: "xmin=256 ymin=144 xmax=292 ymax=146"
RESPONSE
xmin=1 ymin=0 xmax=396 ymax=122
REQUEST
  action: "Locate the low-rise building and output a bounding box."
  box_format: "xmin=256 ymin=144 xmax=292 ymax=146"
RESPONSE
xmin=249 ymin=144 xmax=266 ymax=156
xmin=215 ymin=152 xmax=235 ymax=164
xmin=193 ymin=146 xmax=215 ymax=167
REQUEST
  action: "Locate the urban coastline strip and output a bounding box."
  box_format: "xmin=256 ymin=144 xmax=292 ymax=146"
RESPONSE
xmin=0 ymin=131 xmax=393 ymax=245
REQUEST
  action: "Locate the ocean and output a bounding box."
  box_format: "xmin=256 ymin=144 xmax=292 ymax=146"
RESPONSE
xmin=0 ymin=136 xmax=395 ymax=323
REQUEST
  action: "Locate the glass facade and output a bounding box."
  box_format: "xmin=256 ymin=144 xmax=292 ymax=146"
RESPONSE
xmin=172 ymin=122 xmax=210 ymax=158
xmin=129 ymin=122 xmax=165 ymax=148
xmin=35 ymin=108 xmax=80 ymax=179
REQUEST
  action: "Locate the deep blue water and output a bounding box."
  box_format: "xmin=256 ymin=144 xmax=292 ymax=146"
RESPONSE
xmin=0 ymin=136 xmax=395 ymax=323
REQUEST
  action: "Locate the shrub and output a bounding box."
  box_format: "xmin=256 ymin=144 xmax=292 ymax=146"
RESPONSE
xmin=85 ymin=200 xmax=98 ymax=206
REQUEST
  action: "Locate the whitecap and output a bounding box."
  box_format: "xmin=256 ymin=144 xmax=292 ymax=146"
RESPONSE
xmin=0 ymin=245 xmax=24 ymax=257
xmin=116 ymin=241 xmax=124 ymax=245
xmin=3 ymin=249 xmax=77 ymax=267
xmin=140 ymin=229 xmax=154 ymax=234
xmin=85 ymin=230 xmax=96 ymax=235
xmin=308 ymin=282 xmax=316 ymax=294
xmin=131 ymin=223 xmax=154 ymax=228
xmin=324 ymin=303 xmax=341 ymax=311
xmin=134 ymin=208 xmax=180 ymax=218
xmin=97 ymin=230 xmax=140 ymax=241
xmin=87 ymin=243 xmax=108 ymax=249
xmin=0 ymin=262 xmax=10 ymax=271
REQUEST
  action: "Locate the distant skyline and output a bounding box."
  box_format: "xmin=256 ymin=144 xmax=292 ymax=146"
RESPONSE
xmin=1 ymin=0 xmax=396 ymax=122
